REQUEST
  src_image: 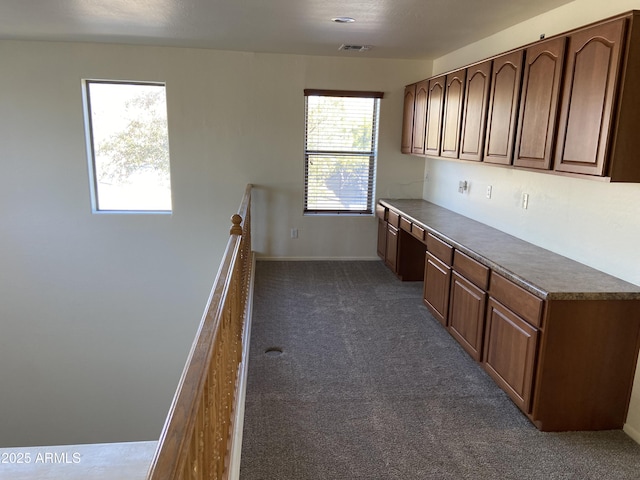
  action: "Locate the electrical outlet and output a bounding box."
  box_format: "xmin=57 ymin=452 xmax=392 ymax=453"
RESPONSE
xmin=291 ymin=228 xmax=298 ymax=239
xmin=522 ymin=193 xmax=529 ymax=209
xmin=486 ymin=185 xmax=492 ymax=199
xmin=458 ymin=180 xmax=468 ymax=194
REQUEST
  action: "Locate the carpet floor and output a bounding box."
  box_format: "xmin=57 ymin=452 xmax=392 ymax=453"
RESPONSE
xmin=240 ymin=261 xmax=640 ymax=479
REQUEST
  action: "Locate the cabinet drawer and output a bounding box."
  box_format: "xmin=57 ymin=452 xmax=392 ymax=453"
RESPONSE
xmin=489 ymin=272 xmax=543 ymax=328
xmin=453 ymin=250 xmax=489 ymax=290
xmin=400 ymin=216 xmax=412 ymax=233
xmin=411 ymin=223 xmax=426 ymax=242
xmin=375 ymin=203 xmax=386 ymax=220
xmin=426 ymin=233 xmax=453 ymax=266
xmin=388 ymin=209 xmax=400 ymax=228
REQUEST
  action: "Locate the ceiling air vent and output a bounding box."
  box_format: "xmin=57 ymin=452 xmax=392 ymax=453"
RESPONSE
xmin=339 ymin=44 xmax=371 ymax=52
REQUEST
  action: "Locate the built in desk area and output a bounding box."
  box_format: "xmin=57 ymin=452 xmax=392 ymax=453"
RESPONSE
xmin=377 ymin=198 xmax=640 ymax=432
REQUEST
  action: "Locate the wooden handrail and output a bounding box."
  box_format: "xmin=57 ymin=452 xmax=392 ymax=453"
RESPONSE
xmin=147 ymin=184 xmax=253 ymax=480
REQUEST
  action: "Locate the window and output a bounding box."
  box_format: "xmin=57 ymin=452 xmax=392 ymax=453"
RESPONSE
xmin=83 ymin=80 xmax=172 ymax=212
xmin=304 ymin=89 xmax=383 ymax=215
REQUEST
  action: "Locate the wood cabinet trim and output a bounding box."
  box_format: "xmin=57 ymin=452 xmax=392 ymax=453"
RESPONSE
xmin=608 ymin=12 xmax=640 ymax=182
xmin=441 ymin=69 xmax=467 ymax=159
xmin=411 ymin=80 xmax=429 ymax=154
xmin=399 ymin=216 xmax=412 ymax=233
xmin=514 ymin=36 xmax=566 ymax=170
xmin=377 ymin=199 xmax=640 ymax=431
xmin=404 ymin=11 xmax=636 ymax=86
xmin=426 ymin=233 xmax=453 ymax=266
xmin=531 ymin=299 xmax=640 ymax=430
xmin=385 ymin=223 xmax=399 ymax=271
xmin=424 ymin=251 xmax=452 ymax=326
xmin=460 ymin=60 xmax=492 ymax=162
xmin=489 ymin=272 xmax=543 ymax=328
xmin=377 ymin=218 xmax=387 ymax=259
xmin=411 ymin=223 xmax=426 ymax=242
xmin=387 ymin=209 xmax=400 ymax=228
xmin=453 ymin=250 xmax=490 ymax=290
xmin=484 ymin=297 xmax=539 ymax=412
xmin=554 ymin=17 xmax=626 ymax=176
xmin=449 ymin=272 xmax=487 ymax=361
xmin=484 ymin=50 xmax=524 ymax=165
xmin=401 ymin=84 xmax=417 ymax=154
xmin=401 ymin=11 xmax=640 ymax=183
xmin=425 ymin=76 xmax=446 ymax=156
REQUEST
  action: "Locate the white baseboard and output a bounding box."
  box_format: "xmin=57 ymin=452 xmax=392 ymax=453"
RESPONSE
xmin=623 ymin=422 xmax=640 ymax=445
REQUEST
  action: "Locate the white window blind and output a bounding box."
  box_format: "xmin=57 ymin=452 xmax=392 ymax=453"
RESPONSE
xmin=304 ymin=90 xmax=383 ymax=215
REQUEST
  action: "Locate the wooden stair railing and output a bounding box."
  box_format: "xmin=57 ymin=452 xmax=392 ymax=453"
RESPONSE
xmin=147 ymin=184 xmax=253 ymax=480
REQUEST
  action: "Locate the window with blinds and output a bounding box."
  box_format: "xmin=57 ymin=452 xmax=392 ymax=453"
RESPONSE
xmin=304 ymin=90 xmax=383 ymax=215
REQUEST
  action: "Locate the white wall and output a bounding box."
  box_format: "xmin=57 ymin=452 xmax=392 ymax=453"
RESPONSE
xmin=0 ymin=41 xmax=429 ymax=447
xmin=423 ymin=0 xmax=640 ymax=440
xmin=250 ymin=55 xmax=430 ymax=259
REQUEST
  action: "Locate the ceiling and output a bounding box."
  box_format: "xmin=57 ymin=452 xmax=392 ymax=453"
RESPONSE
xmin=0 ymin=0 xmax=574 ymax=60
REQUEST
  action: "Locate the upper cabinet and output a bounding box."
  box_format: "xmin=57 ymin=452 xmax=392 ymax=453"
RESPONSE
xmin=401 ymin=84 xmax=416 ymax=154
xmin=412 ymin=80 xmax=429 ymax=154
xmin=424 ymin=76 xmax=446 ymax=156
xmin=401 ymin=10 xmax=640 ymax=182
xmin=553 ymin=18 xmax=626 ymax=177
xmin=484 ymin=51 xmax=523 ymax=165
xmin=459 ymin=60 xmax=492 ymax=162
xmin=441 ymin=69 xmax=467 ymax=159
xmin=514 ymin=37 xmax=566 ymax=170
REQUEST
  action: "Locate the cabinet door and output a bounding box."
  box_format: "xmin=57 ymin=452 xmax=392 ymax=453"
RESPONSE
xmin=554 ymin=18 xmax=625 ymax=176
xmin=377 ymin=218 xmax=387 ymax=259
xmin=460 ymin=60 xmax=492 ymax=162
xmin=484 ymin=297 xmax=538 ymax=413
xmin=424 ymin=76 xmax=445 ymax=156
xmin=423 ymin=252 xmax=451 ymax=326
xmin=411 ymin=80 xmax=429 ymax=154
xmin=484 ymin=50 xmax=524 ymax=165
xmin=441 ymin=69 xmax=467 ymax=159
xmin=401 ymin=84 xmax=416 ymax=153
xmin=385 ymin=224 xmax=399 ymax=272
xmin=448 ymin=272 xmax=486 ymax=361
xmin=514 ymin=37 xmax=566 ymax=170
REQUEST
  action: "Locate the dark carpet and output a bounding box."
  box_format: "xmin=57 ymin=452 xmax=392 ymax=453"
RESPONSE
xmin=240 ymin=261 xmax=640 ymax=479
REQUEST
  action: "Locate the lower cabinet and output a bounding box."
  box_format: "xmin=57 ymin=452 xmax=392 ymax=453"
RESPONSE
xmin=423 ymin=252 xmax=451 ymax=326
xmin=448 ymin=250 xmax=490 ymax=361
xmin=377 ymin=218 xmax=386 ymax=259
xmin=377 ymin=200 xmax=640 ymax=431
xmin=448 ymin=272 xmax=486 ymax=361
xmin=377 ymin=206 xmax=400 ymax=274
xmin=377 ymin=205 xmax=425 ymax=281
xmin=483 ymin=272 xmax=542 ymax=413
xmin=423 ymin=233 xmax=454 ymax=325
xmin=385 ymin=223 xmax=399 ymax=272
xmin=376 ymin=203 xmax=387 ymax=260
xmin=483 ymin=297 xmax=539 ymax=412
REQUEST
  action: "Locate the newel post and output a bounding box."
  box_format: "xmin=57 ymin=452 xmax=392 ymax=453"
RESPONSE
xmin=230 ymin=214 xmax=243 ymax=235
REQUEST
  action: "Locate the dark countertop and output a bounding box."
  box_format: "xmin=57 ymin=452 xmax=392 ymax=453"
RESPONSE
xmin=380 ymin=199 xmax=640 ymax=301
